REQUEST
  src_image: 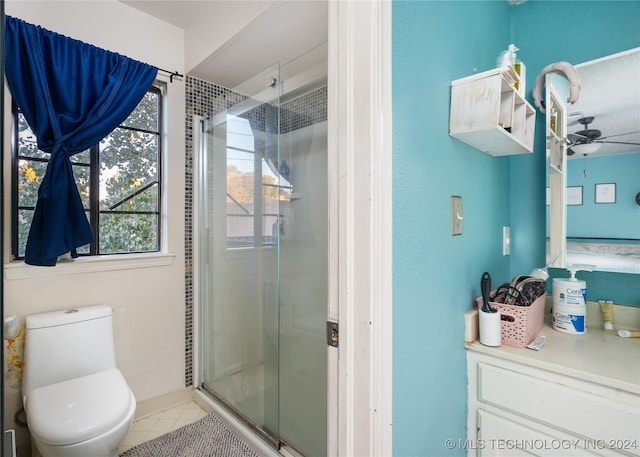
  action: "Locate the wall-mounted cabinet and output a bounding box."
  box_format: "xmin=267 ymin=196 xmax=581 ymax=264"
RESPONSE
xmin=449 ymin=67 xmax=536 ymax=156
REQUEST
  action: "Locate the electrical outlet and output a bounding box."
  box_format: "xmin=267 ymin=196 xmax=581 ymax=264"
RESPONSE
xmin=451 ymin=196 xmax=463 ymax=235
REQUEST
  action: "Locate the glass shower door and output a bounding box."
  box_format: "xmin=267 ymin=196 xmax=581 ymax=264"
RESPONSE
xmin=276 ymin=106 xmax=328 ymax=456
xmin=200 ymin=62 xmax=282 ymax=443
xmin=199 ymin=55 xmax=328 ymax=456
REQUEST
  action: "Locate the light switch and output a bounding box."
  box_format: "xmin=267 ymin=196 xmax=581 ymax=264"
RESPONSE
xmin=503 ymin=226 xmax=511 ymax=256
xmin=451 ymin=196 xmax=463 ymax=236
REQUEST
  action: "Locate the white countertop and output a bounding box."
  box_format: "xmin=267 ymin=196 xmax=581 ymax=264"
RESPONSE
xmin=466 ymin=301 xmax=640 ymax=395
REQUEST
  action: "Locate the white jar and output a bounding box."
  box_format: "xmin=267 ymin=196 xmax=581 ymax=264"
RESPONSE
xmin=552 ymin=301 xmax=586 ymax=334
xmin=553 ymin=277 xmax=586 ymax=306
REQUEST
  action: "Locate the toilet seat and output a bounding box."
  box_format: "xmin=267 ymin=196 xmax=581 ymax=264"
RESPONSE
xmin=26 ymin=368 xmax=133 ymax=446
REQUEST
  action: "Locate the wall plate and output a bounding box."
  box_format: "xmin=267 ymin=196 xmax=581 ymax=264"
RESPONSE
xmin=503 ymin=226 xmax=511 ymax=256
xmin=451 ymin=196 xmax=463 ymax=235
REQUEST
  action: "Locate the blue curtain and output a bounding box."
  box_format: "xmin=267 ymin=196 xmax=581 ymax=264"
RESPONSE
xmin=5 ymin=16 xmax=158 ymax=266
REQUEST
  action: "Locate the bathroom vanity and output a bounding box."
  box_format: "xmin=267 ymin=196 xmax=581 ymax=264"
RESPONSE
xmin=466 ymin=304 xmax=640 ymax=457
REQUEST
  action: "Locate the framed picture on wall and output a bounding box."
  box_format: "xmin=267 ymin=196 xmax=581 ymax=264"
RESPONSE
xmin=595 ymin=183 xmax=616 ymax=204
xmin=567 ymin=186 xmax=583 ymax=206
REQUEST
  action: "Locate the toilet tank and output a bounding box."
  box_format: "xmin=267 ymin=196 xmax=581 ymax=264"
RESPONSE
xmin=22 ymin=305 xmax=118 ymax=397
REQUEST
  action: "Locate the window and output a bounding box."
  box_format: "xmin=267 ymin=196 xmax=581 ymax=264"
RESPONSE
xmin=12 ymin=86 xmax=162 ymax=259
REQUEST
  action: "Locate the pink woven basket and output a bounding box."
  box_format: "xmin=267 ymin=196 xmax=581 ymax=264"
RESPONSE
xmin=476 ymin=293 xmax=546 ymax=347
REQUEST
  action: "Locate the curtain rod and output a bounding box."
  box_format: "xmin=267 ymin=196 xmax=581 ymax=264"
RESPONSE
xmin=158 ymin=68 xmax=183 ymax=83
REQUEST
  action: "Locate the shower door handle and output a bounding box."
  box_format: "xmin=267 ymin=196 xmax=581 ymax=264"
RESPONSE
xmin=327 ymin=321 xmax=339 ymax=347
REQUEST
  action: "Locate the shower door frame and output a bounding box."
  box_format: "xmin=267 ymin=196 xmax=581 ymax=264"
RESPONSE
xmin=193 ymin=2 xmax=392 ymax=455
xmin=327 ymin=1 xmax=393 ymax=456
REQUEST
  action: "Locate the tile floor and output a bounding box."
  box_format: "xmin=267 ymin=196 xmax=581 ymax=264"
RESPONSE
xmin=118 ymin=400 xmax=208 ymax=454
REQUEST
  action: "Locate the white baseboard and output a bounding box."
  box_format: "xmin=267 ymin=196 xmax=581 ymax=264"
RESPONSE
xmin=134 ymin=387 xmax=194 ymax=420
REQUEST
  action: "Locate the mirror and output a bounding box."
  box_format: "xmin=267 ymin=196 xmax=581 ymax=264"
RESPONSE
xmin=546 ymin=48 xmax=640 ymax=274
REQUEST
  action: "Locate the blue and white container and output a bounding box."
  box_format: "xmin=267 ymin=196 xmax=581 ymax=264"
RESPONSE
xmin=552 ymin=267 xmax=589 ymax=334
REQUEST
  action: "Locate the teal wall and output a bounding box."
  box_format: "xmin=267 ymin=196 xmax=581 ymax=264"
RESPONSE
xmin=566 ymin=153 xmax=640 ymax=239
xmin=393 ymin=1 xmax=640 ymax=456
xmin=393 ymin=2 xmax=511 ymax=455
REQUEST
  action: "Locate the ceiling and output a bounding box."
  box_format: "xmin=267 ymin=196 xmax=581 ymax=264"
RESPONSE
xmin=120 ymin=0 xmax=328 ymax=89
xmin=120 ymin=0 xmax=201 ymax=29
xmin=566 ymin=48 xmax=640 ymax=159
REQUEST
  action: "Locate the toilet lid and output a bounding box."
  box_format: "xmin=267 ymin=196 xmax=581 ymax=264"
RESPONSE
xmin=26 ymin=368 xmax=133 ymax=446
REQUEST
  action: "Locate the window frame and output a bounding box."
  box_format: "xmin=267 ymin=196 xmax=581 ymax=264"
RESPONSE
xmin=11 ymin=85 xmax=163 ymax=260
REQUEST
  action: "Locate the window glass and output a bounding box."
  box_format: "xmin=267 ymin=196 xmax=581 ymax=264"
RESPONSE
xmin=121 ymin=92 xmax=160 ymax=131
xmin=17 ymin=159 xmax=45 ymax=207
xmin=16 ymin=114 xmax=46 ymax=159
xmin=99 ymin=131 xmax=159 ymax=211
xmin=99 ymin=213 xmax=158 ymax=253
xmin=72 ymin=164 xmax=91 ymax=208
xmin=70 ymin=150 xmax=90 ymax=164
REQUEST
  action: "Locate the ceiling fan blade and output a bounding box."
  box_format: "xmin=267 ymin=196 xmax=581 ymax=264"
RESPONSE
xmin=594 ymin=140 xmax=640 ymax=146
xmin=567 ymin=133 xmax=589 ymax=144
xmin=598 ymin=130 xmax=640 ymax=140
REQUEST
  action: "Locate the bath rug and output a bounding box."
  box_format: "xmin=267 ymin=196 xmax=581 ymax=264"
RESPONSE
xmin=120 ymin=412 xmax=261 ymax=457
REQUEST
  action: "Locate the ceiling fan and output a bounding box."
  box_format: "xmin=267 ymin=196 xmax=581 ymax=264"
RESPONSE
xmin=566 ymin=116 xmax=640 ymax=156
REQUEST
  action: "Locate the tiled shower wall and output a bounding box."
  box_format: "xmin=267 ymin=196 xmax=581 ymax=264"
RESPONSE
xmin=184 ymin=76 xmax=327 ymax=386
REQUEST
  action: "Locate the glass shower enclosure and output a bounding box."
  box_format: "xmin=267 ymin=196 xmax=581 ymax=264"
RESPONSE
xmin=196 ymin=56 xmax=327 ymax=457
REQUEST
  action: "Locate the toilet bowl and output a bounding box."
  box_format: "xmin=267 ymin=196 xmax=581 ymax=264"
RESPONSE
xmin=27 ymin=369 xmax=136 ymax=457
xmin=22 ymin=305 xmax=136 ymax=457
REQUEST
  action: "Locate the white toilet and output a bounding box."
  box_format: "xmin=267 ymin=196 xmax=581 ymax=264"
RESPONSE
xmin=22 ymin=305 xmax=136 ymax=457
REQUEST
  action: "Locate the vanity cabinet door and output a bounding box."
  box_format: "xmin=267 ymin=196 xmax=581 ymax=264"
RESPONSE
xmin=477 ymin=362 xmax=640 ymax=447
xmin=477 ymin=409 xmax=604 ymax=457
xmin=467 ymin=351 xmax=640 ymax=457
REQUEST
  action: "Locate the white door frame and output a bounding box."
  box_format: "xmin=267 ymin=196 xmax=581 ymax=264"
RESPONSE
xmin=327 ymin=1 xmax=393 ymax=455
